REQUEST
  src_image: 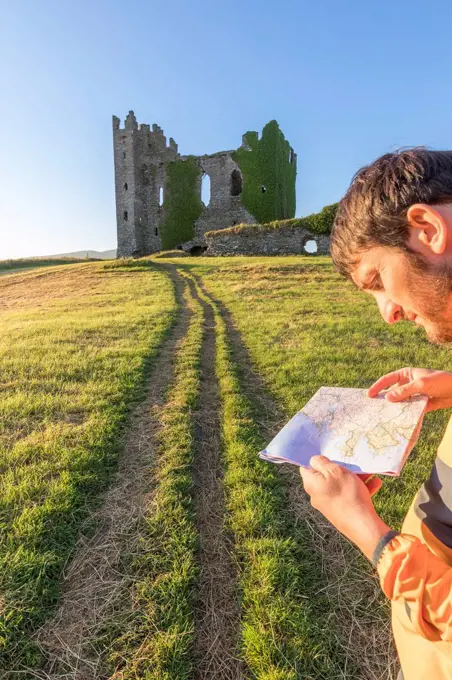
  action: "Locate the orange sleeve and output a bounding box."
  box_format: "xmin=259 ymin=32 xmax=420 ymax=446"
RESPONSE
xmin=377 ymin=533 xmax=452 ymax=642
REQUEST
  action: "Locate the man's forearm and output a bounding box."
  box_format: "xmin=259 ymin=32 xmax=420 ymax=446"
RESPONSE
xmin=341 ymin=512 xmax=391 ymax=561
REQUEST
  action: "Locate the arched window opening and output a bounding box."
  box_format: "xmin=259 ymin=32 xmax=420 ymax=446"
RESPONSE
xmin=190 ymin=245 xmax=207 ymax=256
xmin=155 ymin=227 xmax=158 ymax=236
xmin=230 ymin=169 xmax=242 ymax=196
xmin=124 ymin=182 xmax=128 ymax=191
xmin=201 ymin=173 xmax=211 ymax=206
xmin=304 ymin=239 xmax=318 ymax=254
xmin=159 ymin=186 xmax=164 ymax=206
xmin=123 ymin=151 xmax=126 ymax=160
xmin=123 ymin=210 xmax=128 ymax=221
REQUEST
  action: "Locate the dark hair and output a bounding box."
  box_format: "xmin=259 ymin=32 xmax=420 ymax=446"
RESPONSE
xmin=330 ymin=148 xmax=452 ymax=277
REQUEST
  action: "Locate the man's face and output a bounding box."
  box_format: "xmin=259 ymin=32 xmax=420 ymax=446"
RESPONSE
xmin=351 ymin=246 xmax=452 ymax=344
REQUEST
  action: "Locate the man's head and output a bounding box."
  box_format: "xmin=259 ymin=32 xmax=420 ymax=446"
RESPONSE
xmin=331 ymin=148 xmax=452 ymax=344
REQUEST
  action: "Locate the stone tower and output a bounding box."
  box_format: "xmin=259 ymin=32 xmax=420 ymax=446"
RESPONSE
xmin=113 ymin=112 xmax=297 ymax=257
xmin=112 ymin=111 xmax=179 ymax=257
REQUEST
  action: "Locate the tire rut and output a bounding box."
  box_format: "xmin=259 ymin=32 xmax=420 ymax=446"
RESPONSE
xmin=192 ymin=274 xmax=398 ymax=680
xmin=182 ymin=273 xmax=246 ymax=680
xmin=30 ymin=273 xmax=191 ymax=680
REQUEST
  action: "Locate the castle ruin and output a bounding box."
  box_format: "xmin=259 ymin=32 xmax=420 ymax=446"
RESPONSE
xmin=113 ymin=111 xmax=297 ymax=257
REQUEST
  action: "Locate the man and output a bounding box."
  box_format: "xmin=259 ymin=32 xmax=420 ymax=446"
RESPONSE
xmin=300 ymin=148 xmax=452 ymax=680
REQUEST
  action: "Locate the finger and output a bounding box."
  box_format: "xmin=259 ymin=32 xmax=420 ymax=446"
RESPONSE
xmin=359 ymin=472 xmax=377 ymax=485
xmin=299 ymin=465 xmax=320 ymax=494
xmin=386 ymin=379 xmax=426 ymax=402
xmin=358 ymin=473 xmax=372 ymax=483
xmin=309 ymin=455 xmax=342 ymax=477
xmin=424 ymin=398 xmax=452 ymax=413
xmin=368 ymin=370 xmax=407 ymax=397
xmin=365 ymin=477 xmax=383 ymax=496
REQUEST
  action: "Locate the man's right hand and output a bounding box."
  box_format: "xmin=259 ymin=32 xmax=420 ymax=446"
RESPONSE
xmin=368 ymin=367 xmax=452 ymax=412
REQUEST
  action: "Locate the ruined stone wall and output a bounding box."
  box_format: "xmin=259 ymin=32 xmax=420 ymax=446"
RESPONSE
xmin=180 ymin=152 xmax=256 ymax=252
xmin=205 ymin=225 xmax=330 ymax=256
xmin=113 ymin=113 xmax=297 ymax=257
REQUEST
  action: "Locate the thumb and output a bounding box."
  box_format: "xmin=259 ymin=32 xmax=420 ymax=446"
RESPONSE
xmin=299 ymin=465 xmax=318 ymax=483
xmin=308 ymin=454 xmax=339 ymax=476
xmin=299 ymin=465 xmax=321 ymax=493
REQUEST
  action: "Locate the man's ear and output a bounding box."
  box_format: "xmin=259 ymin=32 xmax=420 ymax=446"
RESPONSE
xmin=406 ymin=204 xmax=447 ymax=255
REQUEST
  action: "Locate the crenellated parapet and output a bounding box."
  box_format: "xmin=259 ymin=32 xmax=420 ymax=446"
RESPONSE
xmin=124 ymin=110 xmax=138 ymax=130
xmin=113 ymin=113 xmax=179 ymax=156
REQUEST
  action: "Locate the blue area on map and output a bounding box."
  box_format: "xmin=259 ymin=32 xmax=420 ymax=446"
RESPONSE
xmin=260 ymin=411 xmax=321 ymax=467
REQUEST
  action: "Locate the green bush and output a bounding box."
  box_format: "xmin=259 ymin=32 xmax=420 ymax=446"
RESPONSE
xmin=294 ymin=203 xmax=338 ymax=234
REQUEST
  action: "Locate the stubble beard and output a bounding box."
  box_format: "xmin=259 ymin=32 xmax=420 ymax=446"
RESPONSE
xmin=407 ymin=254 xmax=452 ymax=345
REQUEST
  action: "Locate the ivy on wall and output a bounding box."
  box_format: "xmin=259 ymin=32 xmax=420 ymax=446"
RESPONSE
xmin=232 ymin=120 xmax=297 ymax=224
xmin=205 ymin=203 xmax=338 ymax=238
xmin=161 ymin=156 xmax=203 ymax=250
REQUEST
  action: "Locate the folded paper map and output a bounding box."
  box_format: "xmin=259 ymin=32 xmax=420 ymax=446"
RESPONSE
xmin=259 ymin=387 xmax=428 ymax=476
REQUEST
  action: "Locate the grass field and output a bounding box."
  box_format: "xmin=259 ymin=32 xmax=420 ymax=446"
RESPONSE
xmin=0 ymin=262 xmax=176 ymax=669
xmin=0 ymin=256 xmax=449 ymax=678
xmin=194 ymin=257 xmax=451 ymax=529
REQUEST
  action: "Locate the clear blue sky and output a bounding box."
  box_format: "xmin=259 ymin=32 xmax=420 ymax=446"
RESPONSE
xmin=2 ymin=0 xmax=452 ymax=259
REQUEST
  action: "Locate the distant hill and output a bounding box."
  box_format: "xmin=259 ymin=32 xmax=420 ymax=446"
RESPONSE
xmin=0 ymin=249 xmax=117 ymax=275
xmin=49 ymin=249 xmax=117 ymax=260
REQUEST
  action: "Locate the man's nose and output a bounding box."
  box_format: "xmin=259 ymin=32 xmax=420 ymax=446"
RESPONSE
xmin=377 ymin=297 xmax=403 ymax=325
